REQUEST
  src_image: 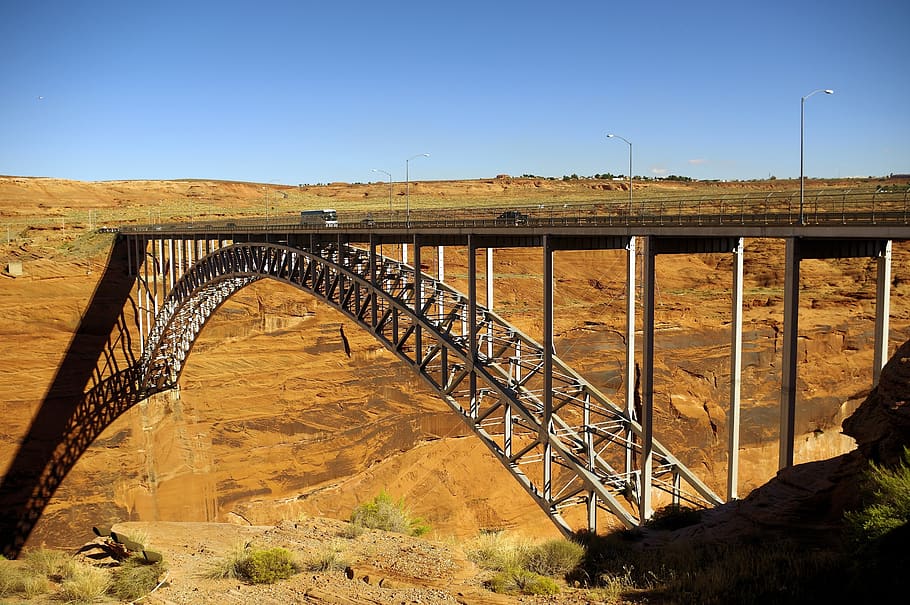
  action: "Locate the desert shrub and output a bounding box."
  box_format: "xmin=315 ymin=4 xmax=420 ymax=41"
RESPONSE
xmin=645 ymin=504 xmax=703 ymax=530
xmin=523 ymin=538 xmax=584 ymax=577
xmin=108 ymin=557 xmax=168 ymax=601
xmin=845 ymin=447 xmax=910 ymax=544
xmin=0 ymin=559 xmax=20 ymax=597
xmin=486 ymin=568 xmax=560 ymax=595
xmin=20 ymin=572 xmax=51 ymax=598
xmin=349 ymin=490 xmax=430 ymax=536
xmin=341 ymin=522 xmax=365 ymax=539
xmin=59 ymin=565 xmax=109 ymax=604
xmin=465 ymin=531 xmax=532 ymax=572
xmin=237 ymin=547 xmax=299 ymax=584
xmin=206 ymin=542 xmax=249 ymax=580
xmin=24 ymin=547 xmax=71 ymax=578
xmin=303 ymin=544 xmax=349 ymax=572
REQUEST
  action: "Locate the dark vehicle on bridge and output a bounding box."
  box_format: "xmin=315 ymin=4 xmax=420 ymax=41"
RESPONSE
xmin=496 ymin=209 xmax=529 ymax=225
xmin=300 ymin=209 xmax=338 ymax=227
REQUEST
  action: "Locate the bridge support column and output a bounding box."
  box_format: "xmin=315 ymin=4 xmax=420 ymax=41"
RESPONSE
xmin=153 ymin=239 xmax=163 ymax=316
xmin=414 ymin=235 xmax=423 ymax=366
xmin=874 ymin=240 xmax=892 ymax=384
xmin=585 ymin=391 xmax=596 ymax=531
xmin=136 ymin=237 xmax=146 ymax=351
xmin=486 ymin=248 xmax=494 ymax=359
xmin=543 ymin=236 xmax=554 ymax=503
xmin=727 ymin=237 xmax=744 ymax=500
xmin=468 ymin=236 xmax=478 ymax=420
xmin=625 ymin=236 xmax=637 ymax=490
xmin=437 ymin=245 xmax=445 ymax=321
xmin=640 ymin=237 xmax=655 ymax=520
xmin=370 ymin=237 xmax=378 ymax=330
xmin=176 ymin=238 xmax=185 ymax=281
xmin=779 ymin=238 xmax=800 ymax=470
xmin=167 ymin=239 xmax=176 ymax=291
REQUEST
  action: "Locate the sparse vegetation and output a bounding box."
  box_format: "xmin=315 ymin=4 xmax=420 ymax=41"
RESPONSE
xmin=466 ymin=532 xmax=585 ymax=596
xmin=571 ymin=529 xmax=849 ymax=605
xmin=0 ymin=540 xmax=168 ymax=603
xmin=349 ymin=490 xmax=430 ymax=536
xmin=303 ymin=543 xmax=349 ymax=572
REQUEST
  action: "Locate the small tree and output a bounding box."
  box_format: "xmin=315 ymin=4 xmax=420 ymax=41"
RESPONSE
xmin=349 ymin=490 xmax=430 ymax=536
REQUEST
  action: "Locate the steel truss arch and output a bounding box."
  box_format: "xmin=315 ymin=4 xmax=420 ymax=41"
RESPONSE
xmin=138 ymin=241 xmax=721 ymax=535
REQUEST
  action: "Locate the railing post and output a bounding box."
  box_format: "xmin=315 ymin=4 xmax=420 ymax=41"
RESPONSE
xmin=872 ymin=189 xmax=878 ymax=224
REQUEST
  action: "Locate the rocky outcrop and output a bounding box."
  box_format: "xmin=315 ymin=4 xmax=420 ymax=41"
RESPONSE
xmin=842 ymin=338 xmax=910 ymax=466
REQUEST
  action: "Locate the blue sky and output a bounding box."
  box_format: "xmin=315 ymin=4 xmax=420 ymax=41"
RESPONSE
xmin=1 ymin=0 xmax=908 ymax=185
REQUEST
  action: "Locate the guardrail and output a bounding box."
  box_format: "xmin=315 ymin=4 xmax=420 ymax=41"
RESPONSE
xmin=118 ymin=188 xmax=910 ymax=233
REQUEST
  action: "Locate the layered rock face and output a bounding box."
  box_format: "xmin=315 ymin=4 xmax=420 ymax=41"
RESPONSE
xmin=1 ymin=177 xmax=907 ymax=552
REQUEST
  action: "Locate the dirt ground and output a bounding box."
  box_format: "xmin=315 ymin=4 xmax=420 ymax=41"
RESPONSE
xmin=1 ymin=175 xmax=908 ymax=601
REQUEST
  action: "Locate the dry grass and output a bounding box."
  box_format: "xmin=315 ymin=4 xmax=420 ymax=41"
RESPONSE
xmin=59 ymin=565 xmax=110 ymax=604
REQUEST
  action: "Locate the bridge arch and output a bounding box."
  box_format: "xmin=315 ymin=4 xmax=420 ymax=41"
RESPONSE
xmin=137 ymin=240 xmax=721 ymax=535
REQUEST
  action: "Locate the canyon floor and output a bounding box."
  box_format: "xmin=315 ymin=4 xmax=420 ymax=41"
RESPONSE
xmin=1 ymin=175 xmax=908 ymax=602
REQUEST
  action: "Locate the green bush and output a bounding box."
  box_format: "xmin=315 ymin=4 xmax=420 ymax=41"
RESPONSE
xmin=523 ymin=538 xmax=584 ymax=577
xmin=845 ymin=447 xmax=910 ymax=544
xmin=237 ymin=547 xmax=299 ymax=584
xmin=349 ymin=490 xmax=430 ymax=536
xmin=109 ymin=557 xmax=168 ymax=600
xmin=486 ymin=568 xmax=560 ymax=595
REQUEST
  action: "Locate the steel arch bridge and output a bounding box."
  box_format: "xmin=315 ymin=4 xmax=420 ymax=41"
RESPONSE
xmin=139 ymin=240 xmax=721 ymax=534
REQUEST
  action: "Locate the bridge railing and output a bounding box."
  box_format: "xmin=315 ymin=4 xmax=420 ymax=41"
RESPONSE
xmin=116 ymin=188 xmax=909 ymax=233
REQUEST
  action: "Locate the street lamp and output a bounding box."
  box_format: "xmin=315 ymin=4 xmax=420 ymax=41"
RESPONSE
xmin=371 ymin=168 xmax=393 ymax=218
xmin=799 ymin=89 xmax=834 ymax=224
xmin=406 ymin=153 xmax=430 ymax=226
xmin=607 ymin=134 xmax=633 ymax=216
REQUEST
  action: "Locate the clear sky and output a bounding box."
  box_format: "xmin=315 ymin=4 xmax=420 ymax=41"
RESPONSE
xmin=1 ymin=0 xmax=908 ymax=185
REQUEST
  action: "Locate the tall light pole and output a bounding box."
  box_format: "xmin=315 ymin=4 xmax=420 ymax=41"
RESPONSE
xmin=406 ymin=153 xmax=429 ymax=226
xmin=607 ymin=134 xmax=633 ymax=217
xmin=371 ymin=168 xmax=393 ymax=218
xmin=799 ymin=89 xmax=834 ymax=224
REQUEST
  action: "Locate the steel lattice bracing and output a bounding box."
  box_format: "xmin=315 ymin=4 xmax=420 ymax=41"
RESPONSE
xmin=136 ymin=240 xmax=722 ymax=534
